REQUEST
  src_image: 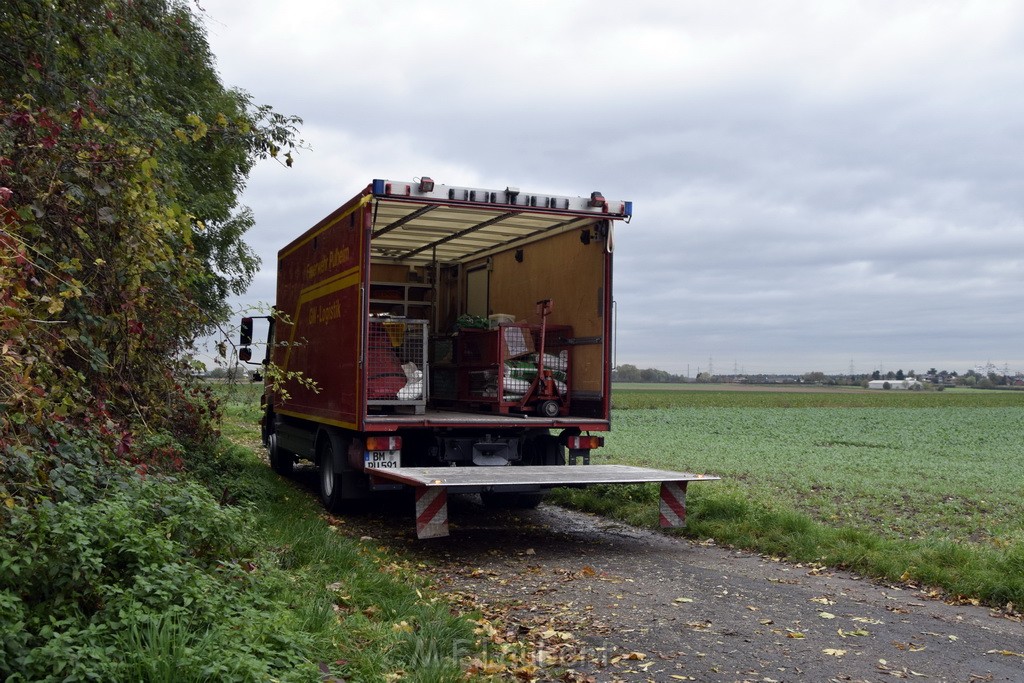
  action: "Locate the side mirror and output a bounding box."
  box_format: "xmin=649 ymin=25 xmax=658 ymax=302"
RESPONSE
xmin=240 ymin=317 xmax=253 ymax=346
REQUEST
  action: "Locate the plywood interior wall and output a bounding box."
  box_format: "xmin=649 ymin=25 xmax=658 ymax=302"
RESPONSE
xmin=483 ymin=229 xmax=607 ymax=394
xmin=369 ymin=263 xmax=417 ymax=282
xmin=369 ymin=230 xmax=610 ymax=396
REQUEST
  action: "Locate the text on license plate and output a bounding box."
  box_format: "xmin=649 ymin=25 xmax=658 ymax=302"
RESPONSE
xmin=364 ymin=449 xmax=400 ymax=469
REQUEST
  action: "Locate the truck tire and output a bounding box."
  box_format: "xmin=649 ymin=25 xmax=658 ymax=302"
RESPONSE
xmin=267 ymin=433 xmax=294 ymax=476
xmin=480 ymin=490 xmax=545 ymax=509
xmin=524 ymin=434 xmax=564 ymax=466
xmin=318 ymin=431 xmax=346 ymax=512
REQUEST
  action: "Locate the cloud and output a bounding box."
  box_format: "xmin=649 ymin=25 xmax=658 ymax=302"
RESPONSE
xmin=200 ymin=0 xmax=1024 ymax=374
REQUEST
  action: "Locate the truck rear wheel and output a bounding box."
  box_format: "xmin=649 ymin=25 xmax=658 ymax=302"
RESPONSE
xmin=267 ymin=433 xmax=294 ymax=476
xmin=480 ymin=490 xmax=545 ymax=509
xmin=524 ymin=434 xmax=564 ymax=466
xmin=318 ymin=431 xmax=346 ymax=512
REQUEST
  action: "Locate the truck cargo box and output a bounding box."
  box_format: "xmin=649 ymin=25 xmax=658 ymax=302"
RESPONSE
xmin=272 ymin=179 xmax=628 ymax=437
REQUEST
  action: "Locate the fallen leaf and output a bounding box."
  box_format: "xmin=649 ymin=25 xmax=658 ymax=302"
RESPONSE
xmin=986 ymin=649 xmax=1024 ymax=657
xmin=853 ymin=617 xmax=883 ymax=624
xmin=811 ymin=596 xmax=836 ymax=605
xmin=838 ymin=628 xmax=871 ymax=638
xmin=674 ymin=597 xmax=694 ymax=603
xmin=819 ymin=612 xmax=836 ymax=619
xmin=823 ymin=648 xmax=847 ymax=657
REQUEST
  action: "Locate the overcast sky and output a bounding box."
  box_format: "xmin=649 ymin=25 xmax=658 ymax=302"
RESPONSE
xmin=198 ymin=0 xmax=1024 ymax=376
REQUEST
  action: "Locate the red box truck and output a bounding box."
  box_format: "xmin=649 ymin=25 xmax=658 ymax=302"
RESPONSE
xmin=240 ymin=178 xmax=715 ymax=537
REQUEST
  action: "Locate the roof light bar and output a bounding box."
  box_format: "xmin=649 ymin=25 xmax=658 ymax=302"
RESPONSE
xmin=371 ymin=179 xmax=632 ymax=218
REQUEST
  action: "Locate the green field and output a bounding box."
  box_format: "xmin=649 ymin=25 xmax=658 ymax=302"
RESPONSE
xmin=554 ymin=385 xmax=1024 ymax=606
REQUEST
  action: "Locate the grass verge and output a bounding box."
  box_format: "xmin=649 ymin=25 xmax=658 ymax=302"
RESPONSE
xmin=1 ymin=380 xmax=476 ymax=682
xmin=199 ymin=386 xmax=478 ymax=681
xmin=202 ymin=443 xmax=476 ymax=682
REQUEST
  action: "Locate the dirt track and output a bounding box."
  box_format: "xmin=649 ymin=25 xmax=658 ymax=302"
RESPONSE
xmin=318 ymin=487 xmax=1024 ymax=683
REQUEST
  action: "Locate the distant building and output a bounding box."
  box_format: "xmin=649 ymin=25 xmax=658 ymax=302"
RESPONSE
xmin=867 ymin=379 xmax=922 ymax=390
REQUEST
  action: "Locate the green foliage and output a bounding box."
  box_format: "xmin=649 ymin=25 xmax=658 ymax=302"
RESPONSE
xmin=0 ymin=0 xmax=305 ymax=510
xmin=1 ymin=426 xmax=476 ymax=681
xmin=0 ymin=469 xmax=322 ymax=681
xmin=0 ymin=0 xmax=303 ymax=510
xmin=0 ymin=2 xmax=334 ymax=680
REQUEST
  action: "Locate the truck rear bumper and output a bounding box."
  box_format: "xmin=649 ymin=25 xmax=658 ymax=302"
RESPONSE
xmin=368 ymin=464 xmax=719 ymax=539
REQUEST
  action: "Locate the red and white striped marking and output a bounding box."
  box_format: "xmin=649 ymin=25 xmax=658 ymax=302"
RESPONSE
xmin=659 ymin=481 xmax=688 ymax=527
xmin=415 ymin=487 xmax=449 ymax=539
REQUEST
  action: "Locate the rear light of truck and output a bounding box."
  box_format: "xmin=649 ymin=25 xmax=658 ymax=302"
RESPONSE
xmin=567 ymin=435 xmax=604 ymax=450
xmin=365 ymin=436 xmax=402 ymax=451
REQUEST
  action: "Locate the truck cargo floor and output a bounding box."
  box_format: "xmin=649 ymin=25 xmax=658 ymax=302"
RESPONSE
xmin=364 ymin=408 xmax=609 ymax=429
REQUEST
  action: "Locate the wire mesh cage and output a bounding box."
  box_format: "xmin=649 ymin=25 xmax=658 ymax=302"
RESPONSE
xmin=366 ymin=319 xmax=428 ymax=413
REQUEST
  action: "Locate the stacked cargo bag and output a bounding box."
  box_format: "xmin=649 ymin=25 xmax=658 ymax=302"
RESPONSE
xmin=499 ymin=350 xmax=569 ymax=400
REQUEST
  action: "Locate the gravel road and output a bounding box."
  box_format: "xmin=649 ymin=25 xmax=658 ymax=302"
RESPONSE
xmin=313 ymin=479 xmax=1024 ymax=682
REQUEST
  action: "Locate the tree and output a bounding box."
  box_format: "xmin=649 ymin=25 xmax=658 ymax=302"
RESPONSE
xmin=613 ymin=364 xmax=640 ymax=382
xmin=2 ymin=0 xmax=302 ymax=325
xmin=1 ymin=0 xmax=301 ymax=504
xmin=640 ymin=367 xmax=671 ymax=383
xmin=1 ymin=4 xmax=307 ymax=678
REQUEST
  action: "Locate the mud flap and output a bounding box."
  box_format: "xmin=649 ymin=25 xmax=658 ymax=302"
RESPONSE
xmin=415 ymin=487 xmax=449 ymax=539
xmin=659 ymin=481 xmax=688 ymax=528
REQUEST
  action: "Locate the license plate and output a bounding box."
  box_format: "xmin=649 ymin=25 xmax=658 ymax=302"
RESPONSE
xmin=364 ymin=449 xmax=401 ymax=470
